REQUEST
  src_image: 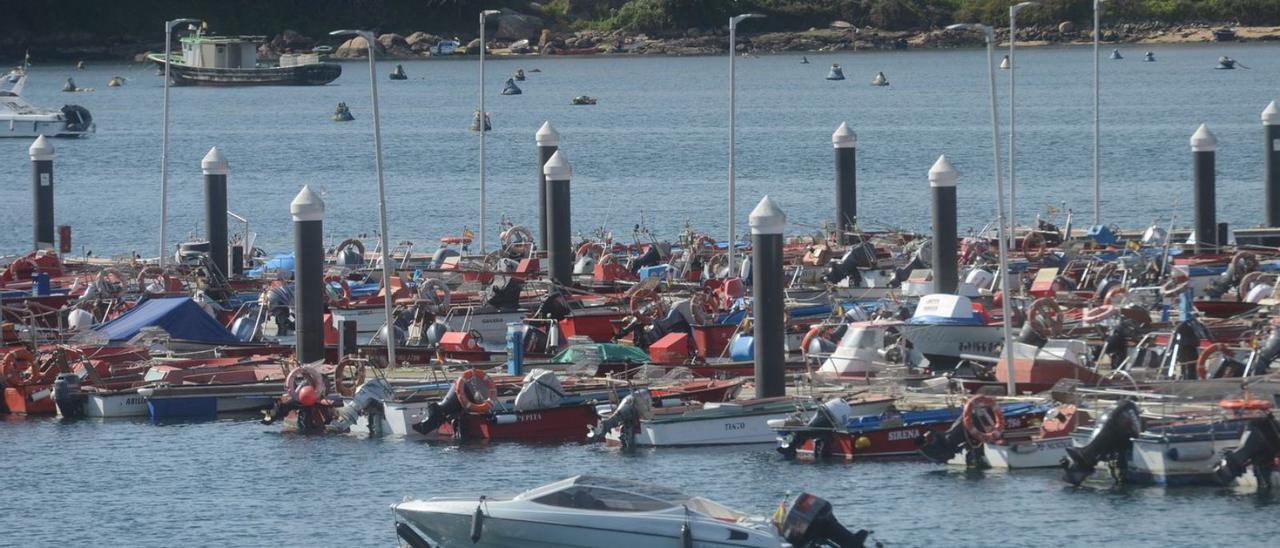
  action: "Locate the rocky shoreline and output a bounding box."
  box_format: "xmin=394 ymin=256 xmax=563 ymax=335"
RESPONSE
xmin=6 ymin=20 xmax=1279 ymax=63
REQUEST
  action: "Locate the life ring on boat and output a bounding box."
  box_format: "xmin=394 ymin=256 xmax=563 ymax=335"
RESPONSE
xmin=1022 ymin=232 xmax=1047 ymax=261
xmin=333 ymin=358 xmax=366 ymax=398
xmin=94 ymin=268 xmax=127 ymax=299
xmin=334 ymin=238 xmax=366 ymax=260
xmin=705 ymin=253 xmax=730 ymax=279
xmin=1236 ymin=271 xmax=1271 ymax=302
xmin=285 ymin=365 xmax=327 ymax=400
xmin=1026 ymin=297 xmax=1063 ymax=338
xmin=689 ymin=290 xmax=719 ymax=326
xmin=1038 ymin=404 xmax=1080 ymax=437
xmin=1082 ymin=305 xmax=1119 ymax=324
xmin=323 ymin=274 xmax=352 ymax=307
xmin=693 ymin=236 xmax=717 ymax=259
xmin=1195 ymin=343 xmax=1232 ymax=380
xmin=575 ymin=242 xmax=606 ymax=260
xmin=1231 ymin=251 xmax=1259 ymax=279
xmin=1102 ymin=287 xmax=1128 ymax=306
xmin=501 ymin=225 xmax=534 ymax=256
xmin=1219 ymin=399 xmax=1274 ymax=412
xmin=440 ymin=235 xmax=472 ymax=246
xmin=0 ymin=348 xmax=36 ymax=386
xmin=136 ymin=266 xmax=176 ymax=295
xmin=962 ymin=395 xmax=1005 ymax=444
xmin=629 ymin=289 xmax=664 ymax=323
xmin=455 ymin=368 xmax=495 ymax=413
xmin=1 ymin=256 xmax=38 ymax=284
xmin=416 ymin=277 xmax=451 ymax=308
xmin=1161 ymin=273 xmax=1191 ymax=297
xmin=799 ymin=325 xmax=834 ymax=359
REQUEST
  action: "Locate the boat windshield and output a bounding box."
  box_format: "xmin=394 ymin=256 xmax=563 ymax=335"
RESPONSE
xmin=521 ymin=475 xmax=689 ymax=512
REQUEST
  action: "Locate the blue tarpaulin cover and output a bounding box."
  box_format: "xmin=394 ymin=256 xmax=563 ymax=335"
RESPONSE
xmin=93 ymin=297 xmax=239 ymax=343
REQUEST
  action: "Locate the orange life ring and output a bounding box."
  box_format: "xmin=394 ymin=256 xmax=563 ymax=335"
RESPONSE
xmin=323 ymin=274 xmax=352 ymax=307
xmin=333 ymin=358 xmax=365 ymax=397
xmin=1022 ymin=232 xmax=1046 ymax=261
xmin=1196 ymin=343 xmax=1232 ymax=380
xmin=1082 ymin=305 xmax=1118 ymax=324
xmin=962 ymin=395 xmax=1006 ymax=444
xmin=1 ymin=348 xmax=36 ymax=386
xmin=1231 ymin=251 xmax=1259 ymax=278
xmin=693 ymin=236 xmax=717 ymax=258
xmin=1025 ymin=297 xmax=1063 ymax=338
xmin=440 ymin=235 xmax=472 ymax=245
xmin=455 ymin=368 xmax=494 ymax=413
xmin=575 ymin=242 xmax=605 ymax=260
xmin=1219 ymin=399 xmax=1274 ymax=411
xmin=629 ymin=289 xmax=664 ymax=323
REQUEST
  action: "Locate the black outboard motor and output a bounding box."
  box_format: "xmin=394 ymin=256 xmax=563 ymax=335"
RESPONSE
xmin=1062 ymin=399 xmax=1142 ymax=486
xmin=1252 ymin=328 xmax=1280 ymax=375
xmin=484 ymin=277 xmax=524 ymax=310
xmin=629 ymin=246 xmax=662 ymax=274
xmin=1017 ymin=317 xmax=1047 ymax=348
xmin=532 ymin=288 xmax=573 ymax=321
xmin=61 ymin=104 xmax=92 ymax=132
xmin=1170 ymin=320 xmax=1202 ymax=379
xmin=1103 ymin=321 xmax=1131 ymax=369
xmin=1213 ymin=414 xmax=1280 ymax=489
xmin=411 ymin=385 xmax=463 ymax=436
xmin=824 ymin=247 xmax=868 ymax=286
xmin=52 ymin=373 xmax=87 ymax=419
xmin=779 ymin=493 xmax=871 ymax=548
xmin=890 ymin=255 xmax=925 ymax=288
xmin=587 ymin=389 xmax=651 ymax=447
xmin=777 ymin=400 xmax=848 ymax=459
xmin=917 ymin=416 xmax=980 ymax=466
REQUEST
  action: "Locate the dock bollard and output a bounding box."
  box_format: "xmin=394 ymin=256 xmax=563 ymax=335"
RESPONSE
xmin=230 ymin=245 xmax=244 ymax=276
xmin=832 ymin=122 xmax=857 ymax=244
xmin=202 ymin=147 xmax=229 ymax=279
xmin=291 ymin=185 xmax=325 ymax=364
xmin=29 ymin=135 xmax=55 ymax=251
xmin=1264 ymin=102 xmax=1280 ymax=226
xmin=928 ymin=155 xmax=959 ymax=294
xmin=543 ymin=150 xmax=573 ymax=287
xmin=1191 ymin=124 xmax=1218 ymax=254
xmin=536 ymin=121 xmax=560 ymax=252
xmin=750 ymin=196 xmax=786 ymax=398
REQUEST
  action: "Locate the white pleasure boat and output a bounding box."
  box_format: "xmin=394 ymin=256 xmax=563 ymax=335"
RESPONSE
xmin=1 ymin=75 xmax=94 ymax=137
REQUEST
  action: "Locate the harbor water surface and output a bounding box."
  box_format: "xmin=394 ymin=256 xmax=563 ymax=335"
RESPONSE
xmin=3 ymin=43 xmax=1280 ymax=547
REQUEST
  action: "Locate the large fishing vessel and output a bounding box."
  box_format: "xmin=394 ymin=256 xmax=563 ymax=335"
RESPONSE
xmin=146 ymin=26 xmax=340 ymax=86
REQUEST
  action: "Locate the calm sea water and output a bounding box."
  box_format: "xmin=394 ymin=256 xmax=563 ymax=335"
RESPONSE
xmin=2 ymin=43 xmax=1279 ymax=258
xmin=4 ymin=44 xmax=1280 ymax=547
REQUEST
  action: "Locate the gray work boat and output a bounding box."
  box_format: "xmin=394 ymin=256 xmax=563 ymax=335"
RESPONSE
xmin=147 ymin=26 xmax=340 ymax=86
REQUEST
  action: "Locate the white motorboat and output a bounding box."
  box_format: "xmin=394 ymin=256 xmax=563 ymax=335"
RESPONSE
xmin=897 ymin=294 xmax=1003 ymax=369
xmin=393 ymin=475 xmax=871 ymax=548
xmin=1 ymin=75 xmax=95 ymax=137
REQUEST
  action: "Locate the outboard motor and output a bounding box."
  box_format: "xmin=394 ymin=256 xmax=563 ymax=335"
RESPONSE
xmin=1213 ymin=414 xmax=1280 ymax=489
xmin=61 ymin=105 xmax=92 ymax=132
xmin=1169 ymin=320 xmax=1202 ymax=379
xmin=917 ymin=416 xmax=979 ymax=466
xmin=266 ymin=284 xmax=295 ymax=334
xmin=532 ymin=288 xmax=573 ymax=321
xmin=328 ymin=378 xmax=394 ymax=433
xmin=890 ymin=254 xmax=926 ymax=288
xmin=371 ymin=324 xmax=407 ymax=347
xmin=629 ymin=246 xmax=662 ymax=274
xmin=52 ymin=373 xmax=87 ymax=419
xmin=779 ymin=493 xmax=871 ymax=548
xmin=430 ymin=247 xmax=459 ymax=269
xmin=587 ymin=389 xmax=653 ymax=447
xmin=336 ymin=247 xmax=363 ymax=268
xmin=1062 ymin=399 xmax=1142 ymax=486
xmin=174 ymin=241 xmax=212 ymax=266
xmin=777 ymin=399 xmax=852 ymax=459
xmin=412 ymin=384 xmax=464 ymax=436
xmin=484 ymin=277 xmax=524 ymax=310
xmin=1017 ymin=317 xmax=1047 ymax=348
xmin=1254 ymin=328 xmax=1280 ymax=375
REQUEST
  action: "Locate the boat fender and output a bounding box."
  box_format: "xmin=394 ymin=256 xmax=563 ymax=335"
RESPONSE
xmin=1166 ymin=446 xmax=1215 ymax=462
xmin=1213 ymin=415 xmax=1280 ymax=486
xmin=493 ymin=413 xmax=517 ymax=425
xmin=470 ymin=499 xmax=485 ymax=542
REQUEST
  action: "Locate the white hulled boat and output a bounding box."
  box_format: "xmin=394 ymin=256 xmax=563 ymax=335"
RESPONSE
xmin=1 ymin=76 xmax=94 ymax=138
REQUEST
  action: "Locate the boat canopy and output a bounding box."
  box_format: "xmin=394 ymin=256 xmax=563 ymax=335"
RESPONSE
xmin=908 ymin=294 xmax=982 ymax=325
xmin=92 ymin=297 xmax=239 ymax=344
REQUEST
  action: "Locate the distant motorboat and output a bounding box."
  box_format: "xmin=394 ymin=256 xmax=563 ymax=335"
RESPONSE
xmin=1217 ymin=56 xmax=1238 ymax=69
xmin=1110 ymin=49 xmax=1122 ymax=60
xmin=331 ymin=102 xmax=353 ymax=122
xmin=389 ymin=64 xmax=407 ymax=80
xmin=826 ymin=63 xmax=845 ymax=80
xmin=501 ymin=77 xmax=522 ymax=95
xmin=1 ymin=75 xmax=95 ymax=137
xmin=1214 ymin=28 xmax=1238 ymax=42
xmin=871 ymin=71 xmax=888 ymax=86
xmin=1144 ymin=51 xmax=1155 ymax=62
xmin=571 ymin=95 xmax=596 ymax=105
xmin=999 ymin=55 xmax=1010 ymax=69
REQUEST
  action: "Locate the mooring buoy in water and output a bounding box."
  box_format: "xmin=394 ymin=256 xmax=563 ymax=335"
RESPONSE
xmin=1217 ymin=56 xmax=1238 ymax=69
xmin=76 ymin=60 xmax=86 ymax=70
xmin=1000 ymin=55 xmax=1010 ymax=69
xmin=108 ymin=76 xmax=124 ymax=87
xmin=871 ymin=72 xmax=888 ymax=86
xmin=471 ymin=110 xmax=492 ymax=131
xmin=332 ymin=102 xmax=354 ymax=122
xmin=515 ymin=69 xmax=526 ymax=81
xmin=801 ymin=56 xmax=809 ymax=64
xmin=1110 ymin=48 xmax=1123 ymax=60
xmin=826 ymin=64 xmax=845 ymax=81
xmin=502 ymin=78 xmax=522 ymax=95
xmin=62 ymin=77 xmax=77 ymax=92
xmin=389 ymin=64 xmax=407 ymax=80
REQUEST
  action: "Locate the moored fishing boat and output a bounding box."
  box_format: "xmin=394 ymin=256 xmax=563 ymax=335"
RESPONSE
xmin=146 ymin=25 xmax=340 ymax=86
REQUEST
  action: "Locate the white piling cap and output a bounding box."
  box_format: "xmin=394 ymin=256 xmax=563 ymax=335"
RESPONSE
xmin=290 ymin=185 xmax=325 ymax=222
xmin=928 ymin=155 xmax=958 ymax=187
xmin=749 ymin=195 xmax=787 ymax=235
xmin=1190 ymin=123 xmax=1217 ymax=152
xmin=543 ymin=150 xmax=571 ymax=180
xmin=832 ymin=122 xmax=857 ymax=148
xmin=201 ymin=146 xmax=228 ymax=175
xmin=1263 ymin=101 xmax=1279 ymax=126
xmin=536 ymin=121 xmax=560 ymax=147
xmin=29 ymin=135 xmax=54 ymax=161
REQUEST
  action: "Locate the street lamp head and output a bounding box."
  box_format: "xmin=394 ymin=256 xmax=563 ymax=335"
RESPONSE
xmin=946 ymin=23 xmax=995 ymax=40
xmin=731 ymin=13 xmax=765 ymax=26
xmin=167 ymin=18 xmax=199 ymax=30
xmin=1013 ymin=1 xmax=1041 ymax=10
xmin=481 ymin=9 xmax=501 ymax=19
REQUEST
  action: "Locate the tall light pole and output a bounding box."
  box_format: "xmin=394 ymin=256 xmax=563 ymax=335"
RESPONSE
xmin=1093 ymin=0 xmax=1107 ymax=225
xmin=159 ymin=17 xmax=198 ymax=266
xmin=1009 ymin=2 xmax=1039 ymax=248
xmin=478 ymin=9 xmax=500 ymax=254
xmin=728 ymin=12 xmax=763 ymax=270
xmin=331 ymin=29 xmax=396 ymax=366
xmin=947 ymin=23 xmax=1017 ymax=396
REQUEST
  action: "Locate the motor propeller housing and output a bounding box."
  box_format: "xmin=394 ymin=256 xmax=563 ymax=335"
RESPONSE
xmin=1213 ymin=414 xmax=1280 ymax=489
xmin=1061 ymin=399 xmax=1142 ymax=486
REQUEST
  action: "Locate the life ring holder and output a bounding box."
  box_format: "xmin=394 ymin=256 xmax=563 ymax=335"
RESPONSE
xmin=455 ymin=368 xmax=495 ymax=414
xmin=1026 ymin=297 xmax=1063 ymax=338
xmin=333 ymin=358 xmax=366 ymax=398
xmin=1196 ymin=343 xmax=1232 ymax=380
xmin=136 ymin=266 xmax=176 ymax=295
xmin=575 ymin=242 xmax=606 ymax=261
xmin=333 ymin=238 xmax=366 ymax=261
xmin=962 ymin=395 xmax=1005 ymax=444
xmin=501 ymin=225 xmax=535 ymax=257
xmin=629 ymin=289 xmax=664 ymax=323
xmin=1161 ymin=273 xmax=1191 ymax=297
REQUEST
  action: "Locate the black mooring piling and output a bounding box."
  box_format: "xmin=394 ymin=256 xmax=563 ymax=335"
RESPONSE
xmin=291 ymin=185 xmax=325 ymax=364
xmin=1191 ymin=124 xmax=1218 ymax=254
xmin=536 ymin=121 xmax=559 ymax=252
xmin=202 ymin=147 xmax=229 ymax=279
xmin=929 ymin=155 xmax=959 ymax=294
xmin=1264 ymin=102 xmax=1280 ymax=227
xmin=29 ymin=135 xmax=55 ymax=251
xmin=833 ymin=122 xmax=857 ymax=244
xmin=750 ymin=195 xmax=786 ymax=399
xmin=543 ymin=150 xmax=573 ymax=287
